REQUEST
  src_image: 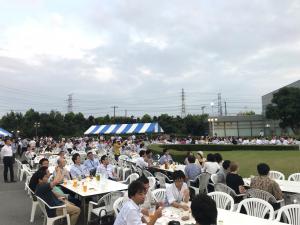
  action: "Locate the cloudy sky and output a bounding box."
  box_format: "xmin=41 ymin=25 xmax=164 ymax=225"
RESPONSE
xmin=0 ymin=0 xmax=299 ymax=117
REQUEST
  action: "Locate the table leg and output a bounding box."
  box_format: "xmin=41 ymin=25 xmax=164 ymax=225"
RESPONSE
xmin=82 ymin=196 xmax=87 ymax=225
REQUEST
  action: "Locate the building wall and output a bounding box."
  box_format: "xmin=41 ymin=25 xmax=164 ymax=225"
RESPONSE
xmin=208 ymin=115 xmax=290 ymax=137
xmin=262 ymin=80 xmax=300 ymax=115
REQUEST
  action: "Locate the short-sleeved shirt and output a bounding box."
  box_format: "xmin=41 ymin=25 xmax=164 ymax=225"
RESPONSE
xmin=114 ymin=199 xmax=145 ymax=225
xmin=135 ymin=157 xmax=148 ymax=169
xmin=83 ymin=159 xmax=100 ymax=172
xmin=35 ymin=183 xmax=63 ymax=217
xmin=159 ymin=155 xmax=173 ymax=165
xmin=250 ymin=176 xmax=283 ymax=200
xmin=184 ymin=163 xmax=201 ymax=180
xmin=203 ymin=162 xmax=220 ymax=174
xmin=70 ymin=164 xmax=87 ymax=179
xmin=166 ymin=183 xmax=188 ymax=205
xmin=226 ymin=173 xmax=244 ymax=194
xmin=97 ymin=164 xmax=114 ymax=179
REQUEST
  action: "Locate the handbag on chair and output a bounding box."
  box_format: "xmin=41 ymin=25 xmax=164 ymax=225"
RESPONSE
xmin=88 ymin=209 xmax=115 ymax=225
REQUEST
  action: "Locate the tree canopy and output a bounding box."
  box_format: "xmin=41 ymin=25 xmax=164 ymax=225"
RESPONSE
xmin=266 ymin=87 xmax=300 ymax=135
xmin=0 ymin=109 xmax=209 ymax=138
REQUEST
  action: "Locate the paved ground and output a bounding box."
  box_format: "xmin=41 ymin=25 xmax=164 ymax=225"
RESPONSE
xmin=0 ymin=155 xmax=91 ymax=225
xmin=0 ymin=159 xmax=43 ymax=225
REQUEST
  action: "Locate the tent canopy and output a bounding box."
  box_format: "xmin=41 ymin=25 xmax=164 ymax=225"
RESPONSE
xmin=84 ymin=123 xmax=164 ymax=135
xmin=0 ymin=128 xmax=12 ymax=137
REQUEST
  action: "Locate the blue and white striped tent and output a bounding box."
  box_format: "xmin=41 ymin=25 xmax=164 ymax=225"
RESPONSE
xmin=84 ymin=123 xmax=164 ymax=135
xmin=0 ymin=128 xmax=12 ymax=137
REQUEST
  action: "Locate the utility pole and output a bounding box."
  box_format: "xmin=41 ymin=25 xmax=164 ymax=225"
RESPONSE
xmin=224 ymin=101 xmax=227 ymax=116
xmin=217 ymin=93 xmax=222 ymax=116
xmin=111 ymin=106 xmax=118 ymax=119
xmin=181 ymin=88 xmax=186 ymax=118
xmin=125 ymin=109 xmax=127 ymax=118
xmin=201 ymin=106 xmax=206 ymax=115
xmin=67 ymin=94 xmax=73 ymax=113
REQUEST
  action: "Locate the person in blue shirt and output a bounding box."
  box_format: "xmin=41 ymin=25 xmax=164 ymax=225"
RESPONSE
xmin=184 ymin=155 xmax=201 ymax=180
xmin=83 ymin=151 xmax=99 ymax=176
xmin=159 ymin=149 xmax=173 ymax=165
xmin=70 ymin=153 xmax=88 ymax=179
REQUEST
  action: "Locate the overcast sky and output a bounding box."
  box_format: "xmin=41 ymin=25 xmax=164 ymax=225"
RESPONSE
xmin=0 ymin=0 xmax=299 ymax=117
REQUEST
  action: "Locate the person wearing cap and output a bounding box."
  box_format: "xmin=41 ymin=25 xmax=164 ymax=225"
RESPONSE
xmin=1 ymin=138 xmax=16 ymax=183
xmin=113 ymin=139 xmax=125 ymax=161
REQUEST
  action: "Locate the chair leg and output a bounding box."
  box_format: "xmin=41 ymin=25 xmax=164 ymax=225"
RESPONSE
xmin=20 ymin=170 xmax=24 ymax=181
xmin=30 ymin=202 xmax=38 ymax=222
xmin=66 ymin=214 xmax=71 ymax=225
xmin=87 ymin=204 xmax=92 ymax=222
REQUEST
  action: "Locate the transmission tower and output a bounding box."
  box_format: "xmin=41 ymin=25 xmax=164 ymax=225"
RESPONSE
xmin=67 ymin=94 xmax=73 ymax=113
xmin=111 ymin=106 xmax=118 ymax=119
xmin=217 ymin=93 xmax=222 ymax=116
xmin=181 ymin=88 xmax=186 ymax=118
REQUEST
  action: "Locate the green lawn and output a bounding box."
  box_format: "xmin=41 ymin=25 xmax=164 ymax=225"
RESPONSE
xmin=148 ymin=144 xmax=300 ymax=178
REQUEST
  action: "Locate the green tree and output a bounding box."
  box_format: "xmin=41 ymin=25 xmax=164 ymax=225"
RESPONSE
xmin=266 ymin=87 xmax=300 ymax=135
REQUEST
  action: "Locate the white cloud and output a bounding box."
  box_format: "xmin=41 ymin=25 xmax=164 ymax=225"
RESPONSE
xmin=79 ymin=67 xmax=116 ymax=83
xmin=0 ymin=13 xmax=107 ymax=64
xmin=0 ymin=0 xmax=300 ymax=116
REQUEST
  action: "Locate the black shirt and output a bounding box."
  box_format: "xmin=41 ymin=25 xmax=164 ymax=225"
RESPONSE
xmin=29 ymin=172 xmax=39 ymax=192
xmin=35 ymin=183 xmax=63 ymax=217
xmin=226 ymin=173 xmax=244 ymax=194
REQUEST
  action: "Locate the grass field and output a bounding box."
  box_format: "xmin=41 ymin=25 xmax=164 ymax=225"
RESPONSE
xmin=148 ymin=144 xmax=300 ymax=178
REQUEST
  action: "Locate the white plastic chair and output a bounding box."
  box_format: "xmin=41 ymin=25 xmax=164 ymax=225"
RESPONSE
xmin=247 ymin=188 xmax=284 ymax=208
xmin=131 ymin=165 xmax=143 ymax=177
xmin=288 ymin=173 xmax=300 ymax=182
xmin=36 ymin=196 xmax=71 ymax=225
xmin=188 ymin=173 xmax=211 ymax=195
xmin=21 ymin=164 xmax=34 ymax=182
xmin=237 ymin=198 xmax=274 ymax=220
xmin=269 ymin=170 xmax=285 ymax=180
xmin=24 ymin=174 xmax=32 ymax=195
xmin=143 ymin=170 xmax=154 ymax=178
xmin=211 ymin=174 xmax=219 ymax=184
xmin=148 ymin=177 xmax=156 ymax=191
xmin=15 ymin=159 xmax=23 ymax=179
xmin=214 ymin=183 xmax=246 ymax=199
xmin=154 ymin=172 xmax=173 ymax=189
xmin=88 ymin=191 xmax=123 ymax=222
xmin=208 ymin=191 xmax=234 ymax=211
xmin=113 ymin=197 xmax=128 ymax=216
xmin=275 ymin=204 xmax=300 ymax=225
xmin=25 ymin=183 xmax=39 ymax=223
xmin=120 ymin=173 xmax=139 ymax=184
xmin=152 ymin=189 xmax=166 ymax=203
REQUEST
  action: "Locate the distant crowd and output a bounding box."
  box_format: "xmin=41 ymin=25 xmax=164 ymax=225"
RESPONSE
xmin=154 ymin=135 xmax=299 ymax=145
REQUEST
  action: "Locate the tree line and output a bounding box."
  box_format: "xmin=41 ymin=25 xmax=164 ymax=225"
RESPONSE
xmin=0 ymin=108 xmax=209 ymax=138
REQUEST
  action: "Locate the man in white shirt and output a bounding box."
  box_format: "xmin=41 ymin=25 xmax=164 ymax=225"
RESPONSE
xmin=137 ymin=176 xmax=163 ymax=216
xmin=96 ymin=155 xmax=118 ymax=180
xmin=65 ymin=140 xmax=73 ymax=154
xmin=135 ymin=150 xmax=149 ymax=169
xmin=114 ymin=180 xmax=162 ymax=225
xmin=83 ymin=151 xmax=100 ymax=176
xmin=56 ymin=158 xmax=71 ymax=180
xmin=1 ymin=138 xmax=16 ymax=183
xmin=69 ymin=153 xmax=88 ymax=179
xmin=166 ymin=170 xmax=189 ymax=210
